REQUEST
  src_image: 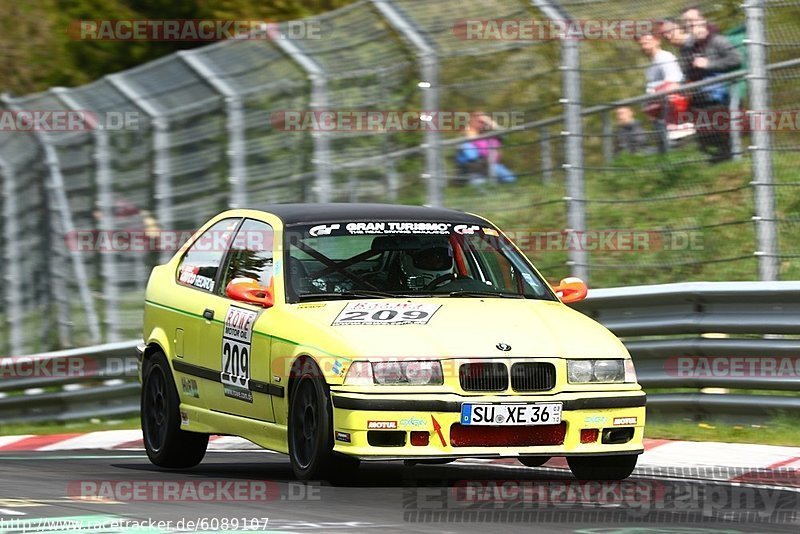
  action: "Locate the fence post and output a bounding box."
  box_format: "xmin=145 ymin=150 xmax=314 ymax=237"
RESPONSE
xmin=0 ymin=157 xmax=23 ymax=355
xmin=602 ymin=110 xmax=613 ymax=164
xmin=539 ymin=126 xmax=553 ymax=184
xmin=372 ymin=0 xmax=443 ymax=207
xmin=107 ymin=74 xmax=174 ymax=264
xmin=180 ymin=51 xmax=248 ymax=209
xmin=745 ymin=0 xmax=779 ymax=281
xmin=531 ymin=1 xmax=588 ymax=281
xmin=2 ymin=96 xmax=102 ymax=346
xmin=272 ymin=37 xmax=332 ymax=203
xmin=52 ymin=88 xmax=120 ymax=343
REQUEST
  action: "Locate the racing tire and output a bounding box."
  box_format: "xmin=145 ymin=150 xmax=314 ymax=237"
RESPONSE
xmin=141 ymin=350 xmax=208 ymax=468
xmin=519 ymin=456 xmax=551 ymax=468
xmin=567 ymin=454 xmax=638 ymax=480
xmin=288 ymin=370 xmax=359 ymax=481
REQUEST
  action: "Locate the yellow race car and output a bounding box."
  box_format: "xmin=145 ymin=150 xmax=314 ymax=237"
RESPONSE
xmin=137 ymin=204 xmax=645 ymax=480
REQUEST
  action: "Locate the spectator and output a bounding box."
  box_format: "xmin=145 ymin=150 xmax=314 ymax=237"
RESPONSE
xmin=454 ymin=113 xmax=516 ymax=185
xmin=677 ymin=6 xmax=743 ymax=162
xmin=613 ymin=107 xmax=648 ymax=155
xmin=472 ymin=114 xmax=517 ymax=184
xmin=636 ymin=30 xmax=691 ymax=150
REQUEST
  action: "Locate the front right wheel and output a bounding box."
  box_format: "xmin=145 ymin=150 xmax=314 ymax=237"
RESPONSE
xmin=567 ymin=454 xmax=638 ymax=480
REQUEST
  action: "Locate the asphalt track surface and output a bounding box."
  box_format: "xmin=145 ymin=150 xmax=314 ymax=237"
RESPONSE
xmin=0 ymin=450 xmax=797 ymax=533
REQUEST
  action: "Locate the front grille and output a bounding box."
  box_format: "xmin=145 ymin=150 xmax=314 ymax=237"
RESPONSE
xmin=450 ymin=422 xmax=566 ymax=447
xmin=511 ymin=362 xmax=556 ymax=392
xmin=459 ymin=362 xmax=508 ymax=392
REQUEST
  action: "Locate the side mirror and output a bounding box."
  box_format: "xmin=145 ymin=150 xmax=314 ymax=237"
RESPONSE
xmin=553 ymin=277 xmax=588 ymax=304
xmin=225 ymin=278 xmax=274 ymax=308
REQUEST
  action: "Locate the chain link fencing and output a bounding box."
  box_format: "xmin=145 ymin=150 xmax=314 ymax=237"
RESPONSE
xmin=0 ymin=0 xmax=797 ymax=354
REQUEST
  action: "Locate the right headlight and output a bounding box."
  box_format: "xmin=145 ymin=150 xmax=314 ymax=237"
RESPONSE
xmin=568 ymin=359 xmax=636 ymax=384
xmin=344 ymin=360 xmax=444 ymax=386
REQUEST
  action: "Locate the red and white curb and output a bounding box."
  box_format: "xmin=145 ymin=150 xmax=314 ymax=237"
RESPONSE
xmin=0 ymin=431 xmax=797 ymax=487
xmin=0 ymin=430 xmax=261 ymax=453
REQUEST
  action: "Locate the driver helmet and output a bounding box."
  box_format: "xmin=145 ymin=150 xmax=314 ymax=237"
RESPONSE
xmin=400 ymin=243 xmax=455 ymax=289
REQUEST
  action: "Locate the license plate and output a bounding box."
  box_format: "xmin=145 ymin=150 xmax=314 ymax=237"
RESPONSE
xmin=460 ymin=403 xmax=562 ymax=426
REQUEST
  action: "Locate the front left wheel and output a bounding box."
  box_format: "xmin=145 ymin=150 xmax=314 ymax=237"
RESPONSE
xmin=288 ymin=369 xmax=359 ymax=481
xmin=141 ymin=350 xmax=208 ymax=468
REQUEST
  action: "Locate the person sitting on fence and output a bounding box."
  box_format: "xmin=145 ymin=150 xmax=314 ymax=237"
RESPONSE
xmin=454 ymin=113 xmax=517 ymax=185
xmin=454 ymin=116 xmax=487 ymax=186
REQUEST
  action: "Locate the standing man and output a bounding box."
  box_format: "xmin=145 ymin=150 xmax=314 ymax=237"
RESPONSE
xmin=637 ymin=30 xmax=684 ymax=152
xmin=676 ymin=7 xmax=742 ymax=162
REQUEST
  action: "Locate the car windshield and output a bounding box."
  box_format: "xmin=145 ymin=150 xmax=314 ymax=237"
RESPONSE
xmin=283 ymin=221 xmax=556 ymax=302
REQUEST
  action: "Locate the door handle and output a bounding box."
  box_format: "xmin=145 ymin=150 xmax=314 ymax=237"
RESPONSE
xmin=203 ymin=308 xmax=214 ymax=321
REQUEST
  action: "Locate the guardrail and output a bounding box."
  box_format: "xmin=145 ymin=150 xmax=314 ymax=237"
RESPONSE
xmin=574 ymin=281 xmax=800 ymax=416
xmin=1 ymin=282 xmax=798 ymax=423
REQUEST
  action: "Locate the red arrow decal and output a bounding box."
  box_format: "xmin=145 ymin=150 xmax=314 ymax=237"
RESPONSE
xmin=431 ymin=415 xmax=446 ymax=447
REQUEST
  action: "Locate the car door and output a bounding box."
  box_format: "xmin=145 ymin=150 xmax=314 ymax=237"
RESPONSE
xmin=172 ymin=217 xmax=242 ymax=409
xmin=198 ymin=218 xmax=277 ymax=422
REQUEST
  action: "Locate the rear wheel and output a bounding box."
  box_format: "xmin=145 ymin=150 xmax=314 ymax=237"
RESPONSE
xmin=288 ymin=368 xmax=359 ymax=481
xmin=567 ymin=454 xmax=638 ymax=480
xmin=519 ymin=456 xmax=550 ymax=468
xmin=141 ymin=350 xmax=208 ymax=468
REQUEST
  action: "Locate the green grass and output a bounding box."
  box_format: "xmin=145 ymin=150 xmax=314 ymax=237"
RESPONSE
xmin=0 ymin=416 xmax=140 ymax=436
xmin=441 ymin=143 xmax=800 ymax=287
xmin=645 ymin=414 xmax=800 ymax=447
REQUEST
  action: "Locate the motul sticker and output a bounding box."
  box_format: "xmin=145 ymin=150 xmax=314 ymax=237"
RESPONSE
xmin=367 ymin=421 xmax=398 ymax=430
xmin=613 ymin=417 xmax=638 ymax=426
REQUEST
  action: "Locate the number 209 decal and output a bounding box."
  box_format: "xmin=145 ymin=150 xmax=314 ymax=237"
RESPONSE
xmin=221 ymin=306 xmax=259 ymax=403
xmin=332 ymin=302 xmax=441 ymax=326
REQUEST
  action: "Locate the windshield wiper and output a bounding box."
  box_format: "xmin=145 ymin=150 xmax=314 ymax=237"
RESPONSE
xmin=297 ymin=289 xmax=398 ymax=301
xmin=447 ymin=290 xmax=526 ymax=299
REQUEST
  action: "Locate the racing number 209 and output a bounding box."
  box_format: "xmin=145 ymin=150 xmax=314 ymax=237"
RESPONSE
xmin=222 ymin=340 xmax=249 ymax=387
xmin=341 ymin=310 xmax=428 ymax=322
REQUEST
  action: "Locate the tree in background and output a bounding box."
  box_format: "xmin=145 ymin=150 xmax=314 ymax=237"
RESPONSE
xmin=0 ymin=0 xmax=354 ymax=95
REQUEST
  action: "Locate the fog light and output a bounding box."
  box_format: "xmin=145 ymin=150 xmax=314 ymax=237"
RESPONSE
xmin=580 ymin=428 xmax=599 ymax=443
xmin=410 ymin=431 xmax=429 ymax=446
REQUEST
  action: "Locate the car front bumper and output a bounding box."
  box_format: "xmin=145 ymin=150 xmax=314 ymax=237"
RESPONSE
xmin=329 ymin=390 xmax=645 ymax=460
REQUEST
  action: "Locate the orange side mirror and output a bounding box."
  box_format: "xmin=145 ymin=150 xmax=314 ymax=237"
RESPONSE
xmin=553 ymin=277 xmax=588 ymax=304
xmin=225 ymin=278 xmax=274 ymax=308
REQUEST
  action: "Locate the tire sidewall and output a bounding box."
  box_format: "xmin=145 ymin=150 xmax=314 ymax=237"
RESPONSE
xmin=288 ymin=373 xmax=334 ymax=480
xmin=141 ymin=351 xmax=182 ymax=465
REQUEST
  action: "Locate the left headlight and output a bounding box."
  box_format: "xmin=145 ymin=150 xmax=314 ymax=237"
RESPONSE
xmin=567 ymin=359 xmax=636 ymax=384
xmin=344 ymin=360 xmax=444 ymax=386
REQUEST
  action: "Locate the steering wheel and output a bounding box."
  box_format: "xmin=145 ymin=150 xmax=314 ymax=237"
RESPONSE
xmin=424 ymin=273 xmax=460 ymax=290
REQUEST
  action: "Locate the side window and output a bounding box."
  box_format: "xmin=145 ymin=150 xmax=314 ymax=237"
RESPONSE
xmin=177 ymin=218 xmax=240 ymax=293
xmin=221 ymin=219 xmax=275 ymax=292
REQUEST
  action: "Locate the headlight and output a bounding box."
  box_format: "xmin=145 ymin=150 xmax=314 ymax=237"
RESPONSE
xmin=344 ymin=360 xmax=444 ymax=386
xmin=568 ymin=359 xmax=633 ymax=384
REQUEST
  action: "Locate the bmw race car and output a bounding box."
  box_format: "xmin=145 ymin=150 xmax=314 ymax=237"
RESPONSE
xmin=137 ymin=203 xmax=645 ymax=480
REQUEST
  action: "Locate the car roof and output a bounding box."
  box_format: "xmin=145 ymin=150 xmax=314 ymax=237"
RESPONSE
xmin=255 ymin=203 xmax=487 ymax=226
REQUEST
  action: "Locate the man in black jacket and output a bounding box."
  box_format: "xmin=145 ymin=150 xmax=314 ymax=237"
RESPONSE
xmin=677 ymin=6 xmax=743 ymax=162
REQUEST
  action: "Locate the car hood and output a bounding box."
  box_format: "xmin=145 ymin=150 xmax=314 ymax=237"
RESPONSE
xmin=276 ymin=298 xmax=628 ymax=360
